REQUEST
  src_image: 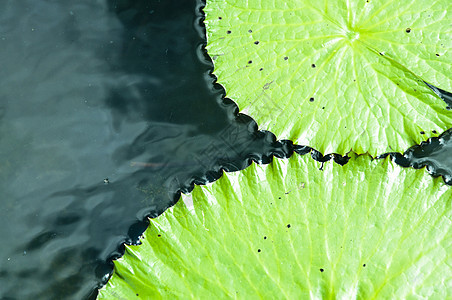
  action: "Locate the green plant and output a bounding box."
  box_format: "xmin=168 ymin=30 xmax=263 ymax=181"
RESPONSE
xmin=99 ymin=155 xmax=451 ymax=298
xmin=99 ymin=1 xmax=451 ymax=298
xmin=205 ymin=0 xmax=451 ymax=155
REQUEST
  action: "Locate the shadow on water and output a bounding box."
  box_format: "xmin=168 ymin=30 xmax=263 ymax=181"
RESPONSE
xmin=0 ymin=0 xmax=450 ymax=299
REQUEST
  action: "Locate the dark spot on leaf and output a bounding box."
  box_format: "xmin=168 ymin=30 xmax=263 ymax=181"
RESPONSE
xmin=309 ymin=97 xmax=314 ymax=102
xmin=432 ymin=130 xmax=437 ymax=134
xmin=447 ymin=106 xmax=451 ymax=110
xmin=136 ymin=294 xmax=139 ymax=296
xmin=254 ymin=41 xmax=259 ymax=45
xmin=320 ymin=268 xmax=324 ymax=272
xmin=322 ymin=107 xmax=325 ymax=109
xmin=264 ymin=236 xmax=267 ymax=240
xmin=406 ymin=28 xmax=411 ymax=33
xmin=218 ymin=17 xmax=222 ymax=20
xmin=311 ymin=63 xmax=316 ymax=68
xmin=363 ymin=264 xmax=366 ymax=267
xmin=284 ymin=56 xmax=288 ymax=60
xmin=258 ymin=249 xmax=261 ymax=252
xmin=278 ymin=197 xmax=281 ymax=199
xmin=157 ymin=234 xmax=161 ymax=237
xmin=414 ymin=89 xmax=417 ymax=92
xmin=420 ymin=131 xmax=425 ymax=134
xmin=248 ymin=29 xmax=252 ymax=33
xmin=287 ymin=224 xmax=291 ymax=228
xmin=379 ymin=52 xmax=384 ymax=56
xmin=259 ymin=68 xmax=263 ymax=71
xmin=248 ymin=60 xmax=252 ymax=64
xmin=436 ymin=53 xmax=440 ymax=56
xmin=227 ymin=30 xmax=231 ymax=34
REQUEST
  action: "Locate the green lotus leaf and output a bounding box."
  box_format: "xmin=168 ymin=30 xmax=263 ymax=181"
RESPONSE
xmin=205 ymin=0 xmax=452 ymax=155
xmin=99 ymin=154 xmax=452 ymax=299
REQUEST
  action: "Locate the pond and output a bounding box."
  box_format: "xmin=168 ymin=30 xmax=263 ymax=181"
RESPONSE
xmin=0 ymin=0 xmax=450 ymax=299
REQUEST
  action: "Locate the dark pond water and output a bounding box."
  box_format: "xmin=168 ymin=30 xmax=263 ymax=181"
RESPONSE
xmin=0 ymin=1 xmax=450 ymax=299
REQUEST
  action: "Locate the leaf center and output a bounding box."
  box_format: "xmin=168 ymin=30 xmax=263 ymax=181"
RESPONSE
xmin=343 ymin=26 xmax=361 ymax=44
xmin=346 ymin=30 xmax=360 ymax=42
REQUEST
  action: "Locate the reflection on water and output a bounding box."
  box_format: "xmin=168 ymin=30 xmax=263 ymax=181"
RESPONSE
xmin=0 ymin=0 xmax=450 ymax=299
xmin=385 ymin=128 xmax=452 ymax=185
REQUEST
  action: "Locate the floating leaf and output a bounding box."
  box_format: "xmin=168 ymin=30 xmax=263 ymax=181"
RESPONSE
xmin=205 ymin=0 xmax=452 ymax=155
xmin=99 ymin=154 xmax=452 ymax=298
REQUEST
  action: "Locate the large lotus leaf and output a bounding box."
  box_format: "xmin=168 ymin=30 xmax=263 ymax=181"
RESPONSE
xmin=204 ymin=0 xmax=452 ymax=155
xmin=99 ymin=154 xmax=452 ymax=299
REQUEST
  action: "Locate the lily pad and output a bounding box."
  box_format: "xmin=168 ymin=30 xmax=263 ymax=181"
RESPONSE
xmin=205 ymin=0 xmax=452 ymax=155
xmin=99 ymin=154 xmax=452 ymax=298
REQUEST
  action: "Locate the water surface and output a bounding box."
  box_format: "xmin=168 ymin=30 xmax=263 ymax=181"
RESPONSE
xmin=0 ymin=1 xmax=450 ymax=299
